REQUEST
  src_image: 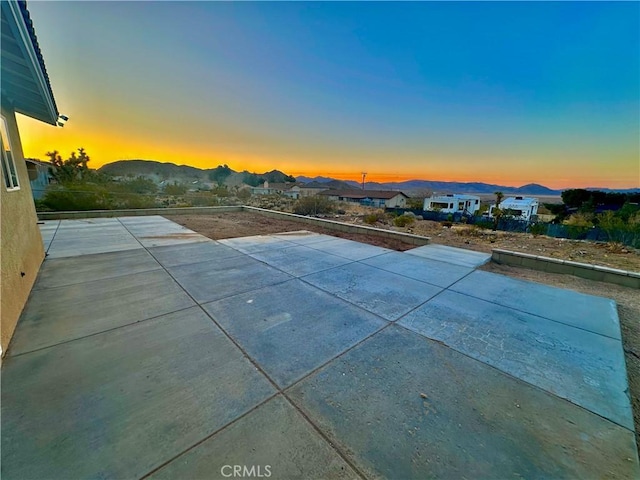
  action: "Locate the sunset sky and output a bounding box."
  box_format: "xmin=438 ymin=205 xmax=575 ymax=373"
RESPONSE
xmin=17 ymin=1 xmax=639 ymax=189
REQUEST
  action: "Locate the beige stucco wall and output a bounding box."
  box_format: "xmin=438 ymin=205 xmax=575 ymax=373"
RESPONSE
xmin=385 ymin=195 xmax=407 ymax=208
xmin=1 ymin=105 xmax=45 ymax=358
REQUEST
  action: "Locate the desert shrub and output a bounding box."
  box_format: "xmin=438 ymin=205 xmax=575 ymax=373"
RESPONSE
xmin=115 ymin=193 xmax=156 ymax=209
xmin=115 ymin=176 xmax=157 ymax=194
xmin=41 ymin=183 xmax=114 ymax=211
xmin=563 ymin=212 xmax=594 ymax=227
xmin=293 ymin=196 xmax=335 ymax=215
xmin=529 ymin=223 xmax=548 ymax=236
xmin=211 ymin=185 xmax=230 ymax=197
xmin=236 ymin=188 xmax=252 ymax=202
xmin=456 ymin=225 xmax=484 ymax=237
xmin=163 ymin=182 xmax=188 ymax=195
xmin=364 ymin=211 xmax=385 ymax=225
xmin=475 ymin=220 xmax=493 ymax=230
xmin=186 ymin=193 xmax=218 ymax=207
xmin=395 ymin=215 xmax=415 ymax=227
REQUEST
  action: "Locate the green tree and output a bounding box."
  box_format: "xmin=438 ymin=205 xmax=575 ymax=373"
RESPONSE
xmin=209 ymin=164 xmax=233 ymax=185
xmin=617 ymin=202 xmax=640 ymax=223
xmin=242 ymin=171 xmax=265 ymax=187
xmin=406 ymin=196 xmax=425 ymax=210
xmin=47 ymin=148 xmax=91 ymax=184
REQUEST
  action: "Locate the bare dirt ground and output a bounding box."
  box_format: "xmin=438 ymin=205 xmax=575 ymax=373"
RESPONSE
xmin=408 ymin=221 xmax=640 ymax=272
xmin=165 ymin=212 xmax=416 ymax=251
xmin=166 ymin=210 xmax=640 ymax=449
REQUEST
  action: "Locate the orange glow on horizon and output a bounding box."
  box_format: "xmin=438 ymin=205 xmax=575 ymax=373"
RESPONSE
xmin=16 ymin=115 xmax=639 ymax=192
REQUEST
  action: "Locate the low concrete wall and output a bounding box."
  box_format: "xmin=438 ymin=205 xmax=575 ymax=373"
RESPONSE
xmin=37 ymin=205 xmax=431 ymax=247
xmin=244 ymin=207 xmax=430 ymax=246
xmin=492 ymin=248 xmax=639 ymax=289
xmin=37 ymin=206 xmax=243 ymax=220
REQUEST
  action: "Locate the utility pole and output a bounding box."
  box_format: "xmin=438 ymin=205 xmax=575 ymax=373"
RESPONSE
xmin=361 ymin=172 xmax=367 ymax=190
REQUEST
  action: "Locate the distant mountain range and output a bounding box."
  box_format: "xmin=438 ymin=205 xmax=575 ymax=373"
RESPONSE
xmin=296 ymin=175 xmax=561 ymax=195
xmin=97 ymin=160 xmax=637 ymax=195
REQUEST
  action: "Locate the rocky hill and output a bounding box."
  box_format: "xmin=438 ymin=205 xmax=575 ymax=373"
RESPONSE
xmin=98 ymin=160 xmax=295 ymax=188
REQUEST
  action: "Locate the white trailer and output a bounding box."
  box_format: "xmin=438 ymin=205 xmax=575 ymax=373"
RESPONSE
xmin=424 ymin=194 xmax=481 ymax=214
xmin=489 ymin=196 xmax=539 ymax=221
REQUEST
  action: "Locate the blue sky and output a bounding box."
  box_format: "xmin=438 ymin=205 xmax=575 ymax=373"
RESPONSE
xmin=19 ymin=1 xmax=640 ymax=188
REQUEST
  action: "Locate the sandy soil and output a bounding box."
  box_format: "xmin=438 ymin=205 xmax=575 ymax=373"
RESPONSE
xmin=166 ymin=210 xmax=640 ymax=449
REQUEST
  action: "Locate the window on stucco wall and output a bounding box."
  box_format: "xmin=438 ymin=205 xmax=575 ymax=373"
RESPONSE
xmin=1 ymin=116 xmax=20 ymax=191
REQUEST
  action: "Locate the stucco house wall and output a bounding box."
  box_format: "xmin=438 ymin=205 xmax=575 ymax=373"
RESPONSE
xmin=1 ymin=104 xmax=45 ymax=357
xmin=385 ymin=194 xmax=407 ymax=209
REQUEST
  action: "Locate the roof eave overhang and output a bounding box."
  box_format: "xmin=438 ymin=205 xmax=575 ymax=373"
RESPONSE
xmin=1 ymin=0 xmax=59 ymax=125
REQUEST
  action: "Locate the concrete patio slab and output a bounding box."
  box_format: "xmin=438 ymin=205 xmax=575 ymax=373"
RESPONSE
xmin=203 ymin=279 xmax=386 ymax=387
xmin=305 ymin=237 xmax=391 ymax=261
xmin=288 ymin=326 xmax=640 ymax=479
xmin=46 ymin=232 xmax=142 ymax=258
xmin=54 ymin=217 xmax=121 ymax=227
xmin=123 ymin=222 xmax=196 ymax=234
xmin=118 ymin=215 xmax=172 ymax=224
xmin=303 ymin=262 xmax=442 ymax=321
xmin=219 ymin=235 xmax=295 ymax=254
xmin=406 ymin=243 xmax=492 ymax=268
xmin=450 ymin=270 xmax=621 ymax=339
xmin=1 ymin=307 xmax=275 ymax=480
xmin=8 ymin=269 xmax=195 ymax=355
xmin=39 ymin=222 xmax=58 ymax=251
xmin=362 ymin=251 xmax=474 ymax=288
xmin=120 ymin=217 xmax=202 ymax=231
xmin=247 ymin=244 xmax=353 ymax=277
xmin=121 ymin=221 xmax=212 ymax=247
xmin=151 ymin=395 xmax=358 ymax=479
xmin=33 ymin=249 xmax=162 ymax=290
xmin=148 ymin=240 xmax=243 ymax=268
xmin=52 ymin=223 xmax=130 ymax=238
xmin=399 ymin=290 xmax=633 ymax=429
xmin=272 ymin=230 xmax=337 ymax=245
xmin=136 ymin=232 xmax=211 ymax=247
xmin=3 ymin=215 xmax=634 ymax=479
xmin=168 ymin=256 xmax=292 ymax=304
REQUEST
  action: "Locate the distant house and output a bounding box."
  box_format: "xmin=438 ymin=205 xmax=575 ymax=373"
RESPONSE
xmin=490 ymin=196 xmax=539 ymax=221
xmin=299 ymin=182 xmax=330 ymax=197
xmin=250 ymin=180 xmax=300 ymax=198
xmin=1 ymin=0 xmax=62 ymax=358
xmin=319 ymin=189 xmax=409 ymax=208
xmin=25 ymin=159 xmax=54 ymax=199
xmin=424 ymin=194 xmax=480 ymax=215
